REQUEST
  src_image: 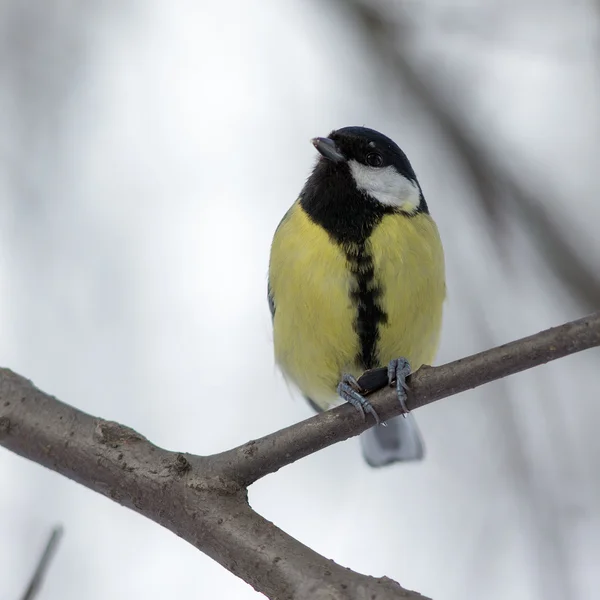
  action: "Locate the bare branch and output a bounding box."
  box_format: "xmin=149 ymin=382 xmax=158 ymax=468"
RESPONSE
xmin=21 ymin=526 xmax=64 ymax=600
xmin=0 ymin=377 xmax=427 ymax=599
xmin=1 ymin=312 xmax=599 ymax=599
xmin=214 ymin=312 xmax=600 ymax=485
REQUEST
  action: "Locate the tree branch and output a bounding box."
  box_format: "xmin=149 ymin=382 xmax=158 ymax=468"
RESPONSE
xmin=214 ymin=311 xmax=600 ymax=486
xmin=21 ymin=525 xmax=64 ymax=600
xmin=1 ymin=312 xmax=599 ymax=599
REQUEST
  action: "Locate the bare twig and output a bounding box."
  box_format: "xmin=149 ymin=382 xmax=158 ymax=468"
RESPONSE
xmin=1 ymin=312 xmax=599 ymax=599
xmin=21 ymin=526 xmax=64 ymax=600
xmin=215 ymin=311 xmax=600 ymax=485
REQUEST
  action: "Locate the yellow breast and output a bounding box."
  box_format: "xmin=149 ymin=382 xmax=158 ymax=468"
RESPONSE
xmin=269 ymin=202 xmax=359 ymax=405
xmin=370 ymin=212 xmax=446 ymax=369
xmin=269 ymin=202 xmax=445 ymax=409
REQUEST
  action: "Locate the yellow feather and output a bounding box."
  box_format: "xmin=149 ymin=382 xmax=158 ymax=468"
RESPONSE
xmin=269 ymin=202 xmax=445 ymax=410
xmin=371 ymin=212 xmax=445 ymax=369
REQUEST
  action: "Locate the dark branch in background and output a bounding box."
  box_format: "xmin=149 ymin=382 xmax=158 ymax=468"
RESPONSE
xmin=0 ymin=314 xmax=598 ymax=600
xmin=21 ymin=526 xmax=63 ymax=600
xmin=337 ymin=6 xmax=595 ymax=599
xmin=340 ymin=0 xmax=600 ymax=312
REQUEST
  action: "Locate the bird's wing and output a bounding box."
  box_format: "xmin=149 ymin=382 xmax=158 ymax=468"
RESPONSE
xmin=267 ymin=204 xmax=297 ymax=321
xmin=267 ymin=281 xmax=276 ymax=319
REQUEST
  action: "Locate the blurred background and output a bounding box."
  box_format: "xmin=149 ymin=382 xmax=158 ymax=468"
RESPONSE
xmin=1 ymin=1 xmax=599 ymax=599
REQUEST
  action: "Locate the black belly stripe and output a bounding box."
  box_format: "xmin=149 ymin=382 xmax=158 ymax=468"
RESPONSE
xmin=345 ymin=242 xmax=388 ymax=370
xmin=297 ymin=160 xmax=407 ymax=370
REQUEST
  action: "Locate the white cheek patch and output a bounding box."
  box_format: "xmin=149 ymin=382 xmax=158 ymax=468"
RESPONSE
xmin=348 ymin=160 xmax=421 ymax=213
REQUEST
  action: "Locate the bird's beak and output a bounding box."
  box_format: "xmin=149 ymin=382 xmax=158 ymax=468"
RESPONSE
xmin=311 ymin=137 xmax=346 ymax=163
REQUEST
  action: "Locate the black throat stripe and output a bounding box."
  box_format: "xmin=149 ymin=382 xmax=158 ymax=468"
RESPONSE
xmin=345 ymin=241 xmax=388 ymax=370
xmin=299 ymin=160 xmax=405 ymax=370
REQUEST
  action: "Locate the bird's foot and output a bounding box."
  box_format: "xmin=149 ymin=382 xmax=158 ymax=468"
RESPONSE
xmin=337 ymin=373 xmax=380 ymax=425
xmin=387 ymin=357 xmax=411 ymax=415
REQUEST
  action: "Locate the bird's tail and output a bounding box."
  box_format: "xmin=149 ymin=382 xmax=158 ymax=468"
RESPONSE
xmin=359 ymin=414 xmax=424 ymax=467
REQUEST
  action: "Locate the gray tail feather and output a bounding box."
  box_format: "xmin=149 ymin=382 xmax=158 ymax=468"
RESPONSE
xmin=360 ymin=414 xmax=425 ymax=467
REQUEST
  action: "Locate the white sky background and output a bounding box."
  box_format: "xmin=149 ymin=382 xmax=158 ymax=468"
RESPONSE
xmin=1 ymin=1 xmax=599 ymax=599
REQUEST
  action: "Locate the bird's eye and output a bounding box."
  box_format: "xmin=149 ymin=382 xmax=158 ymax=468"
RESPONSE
xmin=366 ymin=152 xmax=383 ymax=167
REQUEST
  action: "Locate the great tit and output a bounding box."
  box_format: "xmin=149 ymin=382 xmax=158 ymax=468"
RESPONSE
xmin=268 ymin=126 xmax=445 ymax=467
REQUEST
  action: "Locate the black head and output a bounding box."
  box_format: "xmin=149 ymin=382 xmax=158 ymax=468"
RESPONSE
xmin=300 ymin=126 xmax=427 ymax=244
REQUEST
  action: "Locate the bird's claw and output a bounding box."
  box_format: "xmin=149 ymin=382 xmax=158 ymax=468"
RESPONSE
xmin=387 ymin=357 xmax=411 ymax=415
xmin=337 ymin=373 xmax=380 ymax=425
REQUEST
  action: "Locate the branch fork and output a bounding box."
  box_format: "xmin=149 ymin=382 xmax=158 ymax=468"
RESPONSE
xmin=2 ymin=312 xmax=599 ymax=599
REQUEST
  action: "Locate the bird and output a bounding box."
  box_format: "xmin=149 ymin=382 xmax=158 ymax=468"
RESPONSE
xmin=268 ymin=126 xmax=445 ymax=467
